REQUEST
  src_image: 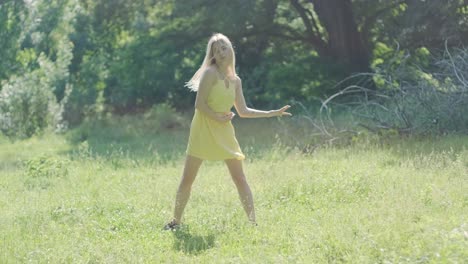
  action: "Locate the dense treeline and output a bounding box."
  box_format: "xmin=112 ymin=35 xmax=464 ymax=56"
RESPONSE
xmin=0 ymin=0 xmax=467 ymax=137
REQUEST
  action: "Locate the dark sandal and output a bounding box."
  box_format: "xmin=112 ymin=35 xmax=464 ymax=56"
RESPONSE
xmin=163 ymin=220 xmax=180 ymax=230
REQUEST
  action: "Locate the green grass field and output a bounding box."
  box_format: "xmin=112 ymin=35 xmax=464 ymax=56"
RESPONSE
xmin=1 ymin=116 xmax=467 ymax=263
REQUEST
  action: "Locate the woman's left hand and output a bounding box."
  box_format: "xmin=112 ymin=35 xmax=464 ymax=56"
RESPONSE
xmin=271 ymin=105 xmax=292 ymax=117
xmin=216 ymin=112 xmax=236 ymax=122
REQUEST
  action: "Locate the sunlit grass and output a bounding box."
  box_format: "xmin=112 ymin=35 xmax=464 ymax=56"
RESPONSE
xmin=1 ymin=116 xmax=467 ymax=263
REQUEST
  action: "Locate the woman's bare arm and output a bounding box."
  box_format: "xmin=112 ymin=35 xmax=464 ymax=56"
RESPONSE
xmin=233 ymin=77 xmax=291 ymax=118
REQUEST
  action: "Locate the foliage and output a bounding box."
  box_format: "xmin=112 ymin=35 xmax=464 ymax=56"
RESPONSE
xmin=377 ymin=0 xmax=468 ymax=49
xmin=143 ymin=103 xmax=188 ymax=131
xmin=25 ymin=155 xmax=69 ymax=178
xmin=1 ymin=0 xmax=467 ymax=136
xmin=22 ymin=152 xmax=69 ymax=190
xmin=66 ymin=102 xmax=188 ymax=158
xmin=0 ymin=0 xmax=77 ymax=138
xmin=0 ymin=0 xmax=25 ymax=80
xmin=0 ymin=68 xmax=61 ymax=139
xmin=321 ymin=46 xmax=468 ymax=135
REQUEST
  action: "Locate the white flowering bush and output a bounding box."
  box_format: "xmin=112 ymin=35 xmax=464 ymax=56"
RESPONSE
xmin=0 ymin=71 xmax=59 ymax=139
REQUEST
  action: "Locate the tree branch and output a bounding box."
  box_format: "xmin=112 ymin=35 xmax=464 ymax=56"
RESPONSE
xmin=361 ymin=0 xmax=409 ymax=41
xmin=303 ymin=7 xmax=321 ymax=36
xmin=285 ymin=0 xmax=328 ymax=54
xmin=290 ymin=0 xmax=316 ymax=36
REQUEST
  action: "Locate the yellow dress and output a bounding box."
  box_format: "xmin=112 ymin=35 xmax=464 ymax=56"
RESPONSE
xmin=186 ymin=78 xmax=245 ymax=160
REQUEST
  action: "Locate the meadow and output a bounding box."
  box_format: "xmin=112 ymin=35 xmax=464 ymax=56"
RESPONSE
xmin=0 ymin=113 xmax=467 ymax=263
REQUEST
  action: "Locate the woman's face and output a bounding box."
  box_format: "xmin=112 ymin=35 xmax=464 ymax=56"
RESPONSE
xmin=213 ymin=41 xmax=231 ymax=65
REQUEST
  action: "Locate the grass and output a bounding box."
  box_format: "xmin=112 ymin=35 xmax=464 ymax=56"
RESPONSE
xmin=0 ymin=114 xmax=467 ymax=263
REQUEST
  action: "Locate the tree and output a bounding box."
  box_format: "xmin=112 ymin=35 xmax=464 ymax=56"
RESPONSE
xmin=375 ymin=0 xmax=468 ymax=50
xmin=0 ymin=0 xmax=26 ymax=81
xmin=269 ymin=0 xmax=408 ymax=76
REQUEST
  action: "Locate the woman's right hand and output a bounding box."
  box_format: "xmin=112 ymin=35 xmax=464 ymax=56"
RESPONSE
xmin=270 ymin=105 xmax=292 ymax=117
xmin=216 ymin=112 xmax=236 ymax=122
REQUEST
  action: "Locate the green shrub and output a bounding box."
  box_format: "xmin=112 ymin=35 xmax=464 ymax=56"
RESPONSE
xmin=0 ymin=35 xmax=73 ymax=139
xmin=66 ymin=102 xmax=188 ymax=147
xmin=0 ymin=72 xmax=59 ymax=139
xmin=23 ymin=155 xmax=69 ymax=190
xmin=143 ymin=103 xmax=187 ymax=131
xmin=322 ymin=47 xmax=468 ymax=135
xmin=24 ymin=155 xmax=70 ymax=179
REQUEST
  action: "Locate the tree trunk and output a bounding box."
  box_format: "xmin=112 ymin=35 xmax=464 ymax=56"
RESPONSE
xmin=311 ymin=0 xmax=371 ymax=74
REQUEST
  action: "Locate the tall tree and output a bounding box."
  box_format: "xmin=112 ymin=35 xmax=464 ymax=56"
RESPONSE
xmin=377 ymin=0 xmax=468 ymax=49
xmin=273 ymin=0 xmax=407 ymax=75
xmin=0 ymin=0 xmax=26 ymax=81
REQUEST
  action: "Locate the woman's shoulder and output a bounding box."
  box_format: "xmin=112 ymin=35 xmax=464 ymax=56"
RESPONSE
xmin=232 ymin=75 xmax=242 ymax=88
xmin=200 ymin=66 xmax=218 ymax=83
xmin=203 ymin=66 xmax=218 ymax=76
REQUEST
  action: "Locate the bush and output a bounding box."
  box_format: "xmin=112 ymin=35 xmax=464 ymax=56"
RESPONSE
xmin=0 ymin=36 xmax=73 ymax=139
xmin=0 ymin=72 xmax=60 ymax=139
xmin=322 ymin=46 xmax=468 ymax=135
xmin=25 ymin=155 xmax=69 ymax=179
xmin=67 ymin=102 xmax=188 ymax=145
xmin=23 ymin=155 xmax=69 ymax=190
xmin=143 ymin=103 xmax=187 ymax=131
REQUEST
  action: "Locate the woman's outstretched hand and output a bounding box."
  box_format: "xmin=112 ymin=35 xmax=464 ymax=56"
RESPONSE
xmin=271 ymin=105 xmax=292 ymax=117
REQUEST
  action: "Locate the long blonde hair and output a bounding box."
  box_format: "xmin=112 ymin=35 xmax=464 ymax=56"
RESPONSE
xmin=185 ymin=33 xmax=237 ymax=92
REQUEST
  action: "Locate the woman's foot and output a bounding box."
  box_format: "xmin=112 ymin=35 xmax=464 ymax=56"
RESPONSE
xmin=163 ymin=219 xmax=180 ymax=230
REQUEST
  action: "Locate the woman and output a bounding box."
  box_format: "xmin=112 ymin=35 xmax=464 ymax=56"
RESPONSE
xmin=164 ymin=33 xmax=291 ymax=230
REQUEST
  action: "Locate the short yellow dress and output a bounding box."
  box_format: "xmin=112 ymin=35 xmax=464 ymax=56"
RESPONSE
xmin=186 ymin=78 xmax=245 ymax=160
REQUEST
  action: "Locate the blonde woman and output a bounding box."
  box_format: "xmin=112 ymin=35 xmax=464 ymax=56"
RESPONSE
xmin=164 ymin=33 xmax=291 ymax=230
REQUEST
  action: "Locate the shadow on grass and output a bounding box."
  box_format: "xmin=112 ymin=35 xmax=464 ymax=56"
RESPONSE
xmin=172 ymin=227 xmax=216 ymax=255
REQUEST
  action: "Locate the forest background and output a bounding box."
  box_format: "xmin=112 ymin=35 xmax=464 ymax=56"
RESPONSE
xmin=1 ymin=0 xmax=467 ymax=138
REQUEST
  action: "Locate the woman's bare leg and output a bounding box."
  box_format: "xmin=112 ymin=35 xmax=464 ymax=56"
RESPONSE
xmin=173 ymin=155 xmax=203 ymax=224
xmin=225 ymin=159 xmax=256 ymax=223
